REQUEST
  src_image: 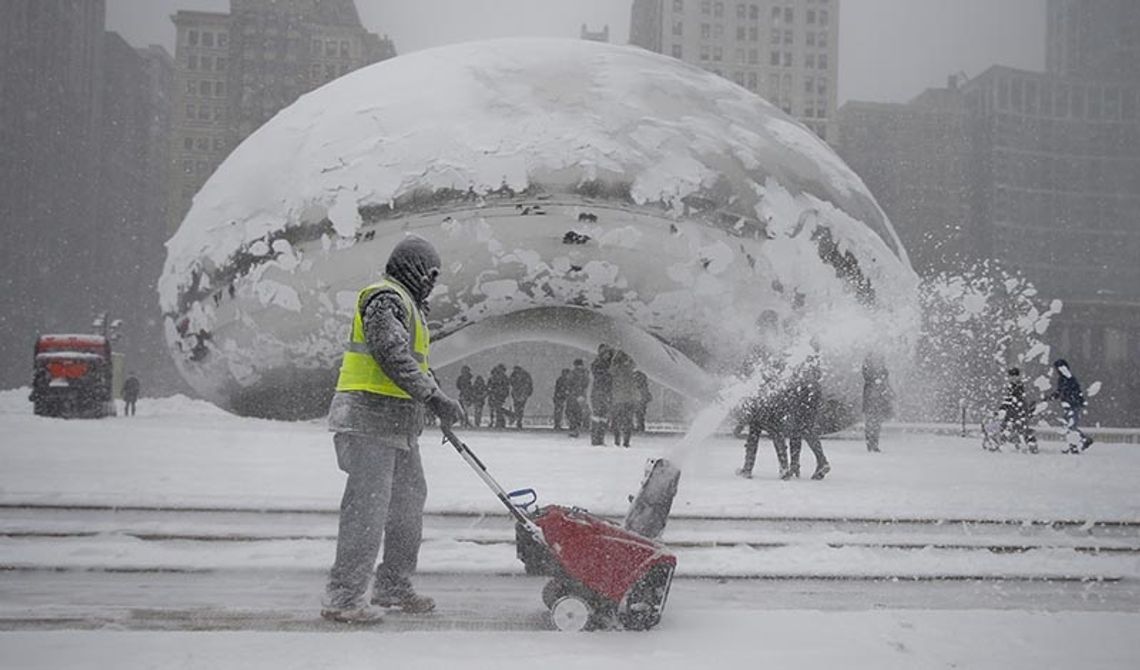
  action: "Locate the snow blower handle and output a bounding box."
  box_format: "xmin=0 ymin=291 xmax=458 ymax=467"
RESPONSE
xmin=439 ymin=425 xmax=546 ymax=546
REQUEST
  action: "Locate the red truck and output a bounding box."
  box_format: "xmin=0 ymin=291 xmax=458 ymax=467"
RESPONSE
xmin=29 ymin=334 xmax=115 ymax=418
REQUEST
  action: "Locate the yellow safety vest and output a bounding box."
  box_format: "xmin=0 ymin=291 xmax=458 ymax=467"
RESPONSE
xmin=335 ymin=278 xmax=430 ymax=399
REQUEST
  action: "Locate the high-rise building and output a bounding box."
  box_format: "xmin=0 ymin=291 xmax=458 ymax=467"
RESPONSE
xmin=629 ymin=0 xmax=839 ymax=141
xmin=0 ymin=1 xmax=107 ymax=389
xmin=837 ymin=80 xmax=974 ymax=275
xmin=1047 ymin=0 xmax=1140 ymax=83
xmin=168 ymin=1 xmax=396 ymax=233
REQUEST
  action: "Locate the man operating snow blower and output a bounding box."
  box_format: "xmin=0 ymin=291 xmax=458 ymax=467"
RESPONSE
xmin=321 ymin=235 xmax=464 ymax=624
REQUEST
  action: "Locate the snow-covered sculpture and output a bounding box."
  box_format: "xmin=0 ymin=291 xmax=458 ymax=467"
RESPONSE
xmin=159 ymin=39 xmax=918 ymax=419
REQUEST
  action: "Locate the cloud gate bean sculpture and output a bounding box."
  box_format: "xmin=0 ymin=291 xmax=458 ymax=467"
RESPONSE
xmin=159 ymin=38 xmax=918 ymax=420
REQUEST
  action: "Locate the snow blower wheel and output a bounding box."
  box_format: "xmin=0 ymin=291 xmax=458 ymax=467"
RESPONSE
xmin=550 ymin=595 xmax=592 ymax=632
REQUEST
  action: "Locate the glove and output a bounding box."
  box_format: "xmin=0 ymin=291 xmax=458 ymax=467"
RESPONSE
xmin=426 ymin=390 xmax=464 ymax=427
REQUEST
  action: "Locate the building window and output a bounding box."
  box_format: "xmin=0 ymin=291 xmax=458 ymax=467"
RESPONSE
xmin=182 ymin=159 xmax=194 ymax=174
xmin=805 ymin=76 xmax=814 ymax=94
xmin=817 ymin=77 xmax=827 ymax=94
xmin=715 ymin=2 xmax=724 ymax=18
xmin=783 ymin=51 xmax=792 ymax=66
xmin=325 ymin=64 xmax=337 ymax=78
xmin=737 ymin=26 xmax=746 ymax=40
xmin=747 ymin=71 xmax=758 ymax=90
xmin=198 ymin=105 xmax=211 ymax=121
xmin=701 ymin=45 xmax=711 ymax=61
xmin=713 ymin=46 xmax=723 ymax=61
xmin=771 ymin=6 xmax=781 ymax=22
xmin=771 ymin=28 xmax=781 ymax=44
xmin=784 ymin=7 xmax=794 ymax=23
xmin=213 ymin=138 xmax=225 ymax=152
xmin=218 ymin=32 xmax=228 ymax=48
xmin=672 ymin=44 xmax=683 ymax=58
xmin=749 ymin=4 xmax=759 ymax=20
xmin=784 ymin=30 xmax=793 ymax=45
xmin=196 ymin=137 xmax=209 ymax=151
xmin=701 ymin=1 xmax=711 ymax=15
xmin=188 ymin=30 xmax=199 ymax=46
xmin=326 ymin=40 xmax=337 ymax=57
xmin=770 ymin=50 xmax=780 ymax=66
xmin=186 ymin=80 xmax=196 ymax=95
xmin=203 ymin=55 xmax=214 ymax=71
xmin=199 ymin=81 xmax=211 ymax=96
xmin=214 ymin=81 xmax=225 ymax=96
xmin=701 ymin=23 xmax=710 ymax=39
xmin=737 ymin=3 xmax=746 ymax=19
xmin=213 ymin=106 xmax=225 ymax=121
xmin=340 ymin=40 xmax=350 ymax=58
xmin=805 ymin=106 xmax=815 ymax=118
xmin=673 ymin=0 xmax=684 ymax=12
xmin=312 ymin=38 xmax=321 ymax=54
xmin=817 ymin=125 xmax=826 ymax=141
xmin=748 ymin=48 xmax=759 ymax=64
xmin=818 ymin=32 xmax=828 ymax=48
xmin=185 ymin=103 xmax=195 ymax=118
xmin=820 ymin=9 xmax=829 ymax=25
xmin=196 ymin=161 xmax=208 ymax=175
xmin=736 ymin=48 xmax=746 ymax=64
xmin=183 ymin=137 xmax=194 ymax=151
xmin=202 ymin=32 xmax=214 ymax=48
xmin=806 ymin=32 xmax=816 ymax=47
xmin=806 ymin=53 xmax=816 ymax=68
xmin=818 ymin=54 xmax=828 ymax=69
xmin=807 ymin=9 xmax=816 ymax=24
xmin=733 ymin=71 xmax=744 ymax=85
xmin=188 ymin=54 xmax=198 ymax=70
xmin=714 ymin=23 xmax=724 ymax=38
xmin=817 ymin=104 xmax=826 ymax=118
xmin=749 ymin=26 xmax=758 ymax=41
xmin=673 ymin=21 xmax=683 ymax=36
xmin=216 ymin=57 xmax=227 ymax=71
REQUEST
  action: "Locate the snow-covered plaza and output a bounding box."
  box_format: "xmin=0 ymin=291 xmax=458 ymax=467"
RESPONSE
xmin=1 ymin=390 xmax=1137 ymax=668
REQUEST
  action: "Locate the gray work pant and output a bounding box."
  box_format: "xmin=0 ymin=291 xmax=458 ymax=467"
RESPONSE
xmin=325 ymin=432 xmax=427 ymax=609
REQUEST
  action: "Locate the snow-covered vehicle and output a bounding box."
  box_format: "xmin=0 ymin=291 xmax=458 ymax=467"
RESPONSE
xmin=29 ymin=334 xmax=116 ymax=418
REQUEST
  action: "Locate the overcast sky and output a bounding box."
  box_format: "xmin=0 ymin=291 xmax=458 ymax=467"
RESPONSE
xmin=106 ymin=0 xmax=1046 ymax=105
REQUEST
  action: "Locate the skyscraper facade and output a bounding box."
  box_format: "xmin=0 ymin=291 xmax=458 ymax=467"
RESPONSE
xmin=168 ymin=0 xmax=396 ymax=232
xmin=629 ymin=0 xmax=839 ymax=141
xmin=1047 ymin=0 xmax=1140 ymax=83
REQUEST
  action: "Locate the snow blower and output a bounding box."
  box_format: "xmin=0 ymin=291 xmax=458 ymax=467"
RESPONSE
xmin=440 ymin=426 xmax=677 ymax=632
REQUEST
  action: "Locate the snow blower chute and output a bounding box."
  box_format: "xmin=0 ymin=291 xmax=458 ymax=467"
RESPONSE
xmin=440 ymin=426 xmax=677 ymax=632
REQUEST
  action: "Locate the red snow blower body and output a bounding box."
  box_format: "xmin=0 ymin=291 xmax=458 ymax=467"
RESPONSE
xmin=440 ymin=426 xmax=676 ymax=631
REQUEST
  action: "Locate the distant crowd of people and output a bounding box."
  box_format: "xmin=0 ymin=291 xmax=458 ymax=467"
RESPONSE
xmin=452 ymin=344 xmax=652 ymax=447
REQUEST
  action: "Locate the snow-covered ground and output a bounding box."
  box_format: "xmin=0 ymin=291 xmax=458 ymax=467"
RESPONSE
xmin=1 ymin=389 xmax=1138 ymax=668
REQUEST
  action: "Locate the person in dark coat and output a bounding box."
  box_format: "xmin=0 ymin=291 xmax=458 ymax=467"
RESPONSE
xmin=999 ymin=367 xmax=1038 ymax=453
xmin=1049 ymin=358 xmax=1093 ymax=453
xmin=785 ymin=351 xmax=830 ymax=480
xmin=566 ymin=359 xmax=589 ymax=438
xmin=861 ymin=353 xmax=892 ymax=453
xmin=508 ymin=365 xmax=533 ymax=429
xmin=487 ymin=364 xmax=511 ymax=429
xmin=609 ymin=351 xmax=639 ymax=447
xmin=469 ymin=375 xmax=487 ymax=428
xmin=589 ymin=344 xmax=615 ymax=446
xmin=735 ymin=361 xmax=791 ymax=479
xmin=633 ymin=370 xmax=651 ymax=432
xmin=552 ymin=368 xmax=571 ymax=431
xmin=456 ymin=366 xmax=473 ymax=427
xmin=122 ymin=373 xmax=140 ymax=417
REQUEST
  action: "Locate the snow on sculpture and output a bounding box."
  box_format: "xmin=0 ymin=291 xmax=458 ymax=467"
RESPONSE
xmin=159 ymin=38 xmax=919 ymax=419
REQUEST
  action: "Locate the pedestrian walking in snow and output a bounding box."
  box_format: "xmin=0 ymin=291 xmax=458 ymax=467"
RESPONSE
xmin=999 ymin=367 xmax=1038 ymax=453
xmin=321 ymin=236 xmax=464 ymax=624
xmin=785 ymin=350 xmax=830 ymax=480
xmin=609 ymin=351 xmax=639 ymax=447
xmin=862 ymin=353 xmax=893 ymax=453
xmin=633 ymin=370 xmax=651 ymax=432
xmin=566 ymin=359 xmax=589 ymax=438
xmin=487 ymin=364 xmax=511 ymax=429
xmin=589 ymin=344 xmax=615 ymax=446
xmin=456 ymin=365 xmax=473 ymax=427
xmin=509 ymin=365 xmax=533 ymax=429
xmin=1049 ymin=358 xmax=1093 ymax=453
xmin=552 ymin=368 xmax=571 ymax=430
xmin=469 ymin=375 xmax=487 ymax=428
xmin=122 ymin=373 xmax=140 ymax=417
